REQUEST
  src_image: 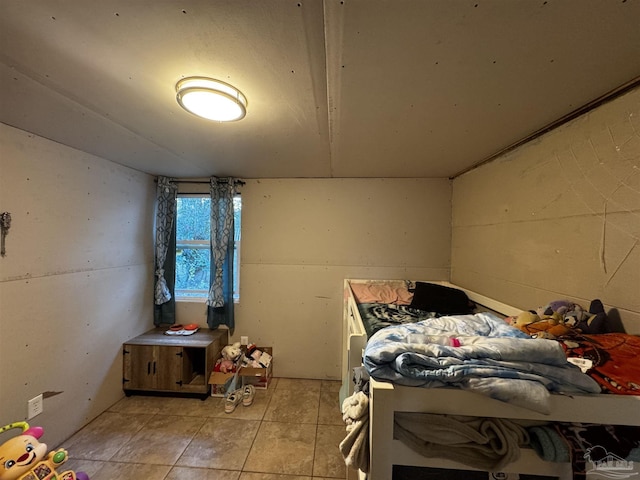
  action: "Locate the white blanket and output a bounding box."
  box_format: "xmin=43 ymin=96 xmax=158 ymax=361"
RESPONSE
xmin=340 ymin=391 xmax=370 ymax=473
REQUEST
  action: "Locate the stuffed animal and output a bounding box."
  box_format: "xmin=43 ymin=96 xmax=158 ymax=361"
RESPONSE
xmin=575 ymin=299 xmax=608 ymax=334
xmin=222 ymin=342 xmax=242 ymax=362
xmin=512 ymin=299 xmax=609 ymax=338
xmin=0 ymin=422 xmax=89 ymax=480
xmin=508 ymin=310 xmax=572 ymax=339
xmin=537 ymin=300 xmax=573 ymax=317
xmin=214 ymin=342 xmax=243 ymax=373
xmin=536 ymin=299 xmax=595 ymax=329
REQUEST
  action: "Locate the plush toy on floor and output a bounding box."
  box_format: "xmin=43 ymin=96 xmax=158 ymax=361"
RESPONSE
xmin=0 ymin=422 xmax=89 ymax=480
xmin=214 ymin=342 xmax=243 ymax=373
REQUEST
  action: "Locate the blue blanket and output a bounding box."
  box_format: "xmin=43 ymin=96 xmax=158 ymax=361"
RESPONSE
xmin=363 ymin=312 xmax=601 ymax=414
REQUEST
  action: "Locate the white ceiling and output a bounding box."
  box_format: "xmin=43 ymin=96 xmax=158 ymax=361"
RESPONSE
xmin=1 ymin=0 xmax=639 ymax=179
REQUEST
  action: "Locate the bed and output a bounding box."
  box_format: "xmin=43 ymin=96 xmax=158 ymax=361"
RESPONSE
xmin=341 ymin=279 xmax=640 ymax=480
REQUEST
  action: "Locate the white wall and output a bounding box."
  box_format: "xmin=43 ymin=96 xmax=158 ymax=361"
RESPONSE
xmin=451 ymin=87 xmax=640 ymax=333
xmin=177 ymin=178 xmax=452 ymax=379
xmin=0 ymin=124 xmax=452 ymax=446
xmin=0 ymin=123 xmax=156 ymax=447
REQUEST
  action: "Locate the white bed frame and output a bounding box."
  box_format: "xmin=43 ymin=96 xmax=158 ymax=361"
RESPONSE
xmin=341 ymin=279 xmax=640 ymax=480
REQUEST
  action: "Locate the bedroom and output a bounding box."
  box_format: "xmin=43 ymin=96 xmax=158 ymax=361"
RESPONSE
xmin=1 ymin=1 xmax=639 ymax=479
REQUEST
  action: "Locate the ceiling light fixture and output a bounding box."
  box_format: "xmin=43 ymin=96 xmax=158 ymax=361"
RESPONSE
xmin=176 ymin=77 xmax=247 ymax=122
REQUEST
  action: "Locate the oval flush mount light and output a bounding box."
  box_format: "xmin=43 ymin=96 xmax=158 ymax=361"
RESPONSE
xmin=176 ymin=77 xmax=247 ymax=122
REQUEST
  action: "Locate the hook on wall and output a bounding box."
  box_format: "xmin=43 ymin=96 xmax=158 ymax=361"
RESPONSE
xmin=1 ymin=212 xmax=11 ymax=257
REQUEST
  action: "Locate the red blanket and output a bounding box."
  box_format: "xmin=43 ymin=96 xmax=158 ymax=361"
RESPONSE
xmin=559 ymin=333 xmax=640 ymax=395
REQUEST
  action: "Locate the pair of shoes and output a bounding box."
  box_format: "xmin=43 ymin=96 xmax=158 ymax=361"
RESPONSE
xmin=224 ymin=390 xmax=242 ymax=413
xmin=242 ymin=384 xmax=256 ymax=407
xmin=224 ymin=385 xmax=256 ymax=413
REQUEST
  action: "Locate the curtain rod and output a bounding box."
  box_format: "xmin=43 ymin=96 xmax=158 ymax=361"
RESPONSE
xmin=155 ymin=178 xmax=245 ymax=186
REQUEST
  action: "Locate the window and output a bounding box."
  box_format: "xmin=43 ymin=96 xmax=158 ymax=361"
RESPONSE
xmin=175 ymin=194 xmax=241 ymax=302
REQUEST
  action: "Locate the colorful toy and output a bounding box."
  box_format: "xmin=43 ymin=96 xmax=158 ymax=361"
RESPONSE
xmin=508 ymin=310 xmax=571 ymax=339
xmin=509 ymin=299 xmax=610 ymax=339
xmin=537 ymin=299 xmax=609 ymax=334
xmin=0 ymin=422 xmax=89 ymax=480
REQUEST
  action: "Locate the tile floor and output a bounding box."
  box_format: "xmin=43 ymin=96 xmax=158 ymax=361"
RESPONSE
xmin=63 ymin=378 xmax=347 ymax=480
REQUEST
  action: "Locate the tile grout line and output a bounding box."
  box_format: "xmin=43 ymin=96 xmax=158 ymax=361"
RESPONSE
xmin=239 ymin=388 xmax=272 ymax=474
xmin=63 ymin=379 xmax=345 ymax=479
xmin=166 ymin=412 xmax=209 ymax=477
xmin=310 ymin=387 xmax=322 ymax=478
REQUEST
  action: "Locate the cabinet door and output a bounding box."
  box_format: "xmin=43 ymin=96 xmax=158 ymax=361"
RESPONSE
xmin=156 ymin=346 xmax=184 ymax=391
xmin=123 ymin=345 xmax=156 ymax=390
xmin=124 ymin=345 xmax=183 ymax=391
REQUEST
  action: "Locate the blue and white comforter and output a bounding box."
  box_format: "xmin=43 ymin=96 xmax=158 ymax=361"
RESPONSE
xmin=363 ymin=312 xmax=601 ymax=414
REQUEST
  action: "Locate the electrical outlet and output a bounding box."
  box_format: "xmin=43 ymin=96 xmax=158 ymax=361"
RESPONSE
xmin=27 ymin=394 xmax=43 ymax=419
xmin=240 ymin=336 xmax=249 ymax=345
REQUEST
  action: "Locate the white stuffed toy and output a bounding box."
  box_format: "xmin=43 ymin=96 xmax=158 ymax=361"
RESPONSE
xmin=222 ymin=342 xmax=242 ymax=361
xmin=214 ymin=342 xmax=243 ymax=373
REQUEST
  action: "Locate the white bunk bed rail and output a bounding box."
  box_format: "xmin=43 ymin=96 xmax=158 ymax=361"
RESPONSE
xmin=370 ymin=379 xmax=640 ymax=480
xmin=341 ymin=279 xmax=640 ymax=480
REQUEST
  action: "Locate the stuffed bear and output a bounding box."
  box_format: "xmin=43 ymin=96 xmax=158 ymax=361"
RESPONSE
xmin=214 ymin=342 xmax=242 ymax=373
xmin=222 ymin=342 xmax=242 ymax=361
xmin=508 ymin=310 xmax=572 ymax=339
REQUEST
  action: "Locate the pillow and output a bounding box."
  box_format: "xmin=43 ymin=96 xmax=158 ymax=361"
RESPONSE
xmin=350 ymin=281 xmax=413 ymax=305
xmin=409 ymin=282 xmax=474 ymax=314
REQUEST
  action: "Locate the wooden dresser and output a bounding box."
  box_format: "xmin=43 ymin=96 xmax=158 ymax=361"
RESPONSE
xmin=123 ymin=327 xmax=228 ymax=398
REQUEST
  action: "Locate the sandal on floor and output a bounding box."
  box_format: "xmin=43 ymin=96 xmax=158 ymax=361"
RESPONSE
xmin=242 ymin=384 xmax=256 ymax=407
xmin=224 ymin=390 xmax=242 ymax=413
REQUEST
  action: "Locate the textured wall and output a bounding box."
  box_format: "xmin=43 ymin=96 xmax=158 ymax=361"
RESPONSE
xmin=452 ymin=88 xmax=640 ymax=333
xmin=0 ymin=124 xmax=156 ymax=447
xmin=234 ymin=178 xmax=452 ymax=379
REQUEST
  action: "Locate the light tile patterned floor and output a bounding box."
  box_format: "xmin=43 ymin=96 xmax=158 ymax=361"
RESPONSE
xmin=64 ymin=378 xmax=346 ymax=480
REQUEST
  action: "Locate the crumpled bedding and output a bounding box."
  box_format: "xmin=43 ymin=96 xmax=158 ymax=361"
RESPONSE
xmin=394 ymin=412 xmax=529 ymax=471
xmin=363 ymin=312 xmax=601 ymax=414
xmin=357 ymin=302 xmax=437 ymax=338
xmin=340 ymin=391 xmax=370 ymax=473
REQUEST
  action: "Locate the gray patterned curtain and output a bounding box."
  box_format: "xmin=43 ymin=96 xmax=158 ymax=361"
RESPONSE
xmin=154 ymin=176 xmax=178 ymax=325
xmin=207 ymin=177 xmax=236 ymax=332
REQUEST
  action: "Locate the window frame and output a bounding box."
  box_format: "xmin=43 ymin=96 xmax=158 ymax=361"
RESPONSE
xmin=174 ymin=193 xmax=241 ymax=303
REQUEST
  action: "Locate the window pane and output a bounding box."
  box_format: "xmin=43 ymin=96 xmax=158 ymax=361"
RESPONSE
xmin=176 ymin=197 xmax=210 ymax=241
xmin=175 ymin=194 xmax=241 ymax=301
xmin=233 ymin=195 xmax=241 ymax=300
xmin=233 ymin=196 xmax=242 ymax=242
xmin=176 ymin=247 xmax=210 ymax=291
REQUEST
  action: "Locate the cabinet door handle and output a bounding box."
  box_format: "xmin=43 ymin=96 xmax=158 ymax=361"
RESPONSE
xmin=153 ymin=361 xmax=157 ymax=374
xmin=147 ymin=361 xmax=151 ymax=375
